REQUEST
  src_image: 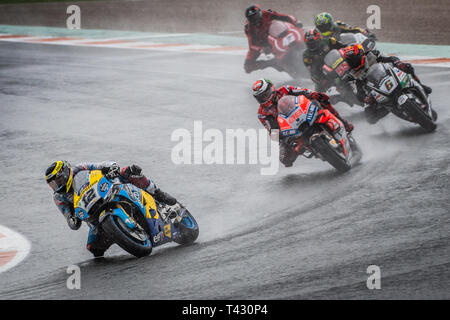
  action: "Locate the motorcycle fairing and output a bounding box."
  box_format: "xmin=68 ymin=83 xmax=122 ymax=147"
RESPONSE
xmin=267 ymin=21 xmax=304 ymax=58
xmin=277 ymin=96 xmax=318 ymax=137
xmin=73 ymin=170 xmax=176 ymax=247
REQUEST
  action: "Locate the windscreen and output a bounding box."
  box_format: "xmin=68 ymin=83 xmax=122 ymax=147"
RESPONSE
xmin=339 ymin=33 xmax=358 ymax=45
xmin=73 ymin=170 xmax=90 ymax=196
xmin=268 ymin=20 xmax=288 ymax=38
xmin=366 ymin=63 xmax=388 ymax=85
xmin=324 ymin=50 xmax=343 ymax=68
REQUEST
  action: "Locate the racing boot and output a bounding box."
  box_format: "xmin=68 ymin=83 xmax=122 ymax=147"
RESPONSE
xmin=254 ymin=59 xmax=284 ymax=72
xmin=395 ymin=61 xmax=432 ymax=95
xmin=87 ymin=228 xmax=114 ymax=258
xmin=418 ymin=81 xmax=432 ymax=95
xmin=411 ymin=73 xmax=432 ymax=95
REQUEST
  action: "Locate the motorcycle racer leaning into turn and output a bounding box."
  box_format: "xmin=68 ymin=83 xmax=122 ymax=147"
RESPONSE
xmin=340 ymin=43 xmax=433 ymax=123
xmin=244 ymin=4 xmax=303 ymax=73
xmin=303 ymin=28 xmax=348 ymax=92
xmin=45 ymin=160 xmax=177 ymax=257
xmin=252 ymin=79 xmax=354 ymax=167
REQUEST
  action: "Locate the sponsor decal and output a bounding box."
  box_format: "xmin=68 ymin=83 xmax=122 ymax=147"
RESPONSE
xmin=99 ymin=182 xmax=109 ymax=192
xmin=164 ymin=224 xmax=172 ymax=238
xmin=385 ymin=79 xmax=394 ymax=91
xmin=332 ymin=57 xmax=344 ymax=69
xmin=306 ymin=103 xmax=318 ymax=123
xmin=153 ymin=231 xmax=164 ymax=244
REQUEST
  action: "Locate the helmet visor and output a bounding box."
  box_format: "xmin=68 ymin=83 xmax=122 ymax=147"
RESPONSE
xmin=247 ymin=11 xmax=262 ymax=25
xmin=255 ymin=86 xmax=274 ymax=104
xmin=47 ymin=165 xmax=70 ymax=192
xmin=317 ymin=22 xmax=332 ymax=34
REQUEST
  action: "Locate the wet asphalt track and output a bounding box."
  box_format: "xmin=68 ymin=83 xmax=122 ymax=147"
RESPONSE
xmin=0 ymin=41 xmax=449 ymax=299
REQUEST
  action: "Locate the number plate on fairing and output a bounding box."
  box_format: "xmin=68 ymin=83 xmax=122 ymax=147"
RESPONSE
xmin=78 ymin=183 xmax=101 ymax=213
xmin=282 ymin=33 xmax=296 ymax=46
xmin=379 ymin=76 xmax=397 ymax=93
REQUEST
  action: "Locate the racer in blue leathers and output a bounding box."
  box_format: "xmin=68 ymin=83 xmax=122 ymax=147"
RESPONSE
xmin=45 ymin=160 xmax=176 ymax=257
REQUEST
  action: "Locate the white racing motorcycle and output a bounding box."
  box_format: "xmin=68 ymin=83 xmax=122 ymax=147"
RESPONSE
xmin=363 ymin=62 xmax=437 ymax=132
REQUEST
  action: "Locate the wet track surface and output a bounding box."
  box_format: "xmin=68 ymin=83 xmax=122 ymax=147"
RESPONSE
xmin=0 ymin=42 xmax=449 ymax=299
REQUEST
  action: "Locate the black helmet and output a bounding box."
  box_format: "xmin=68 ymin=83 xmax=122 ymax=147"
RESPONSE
xmin=245 ymin=4 xmax=262 ymax=25
xmin=304 ymin=29 xmax=324 ymax=52
xmin=45 ymin=160 xmax=73 ymax=193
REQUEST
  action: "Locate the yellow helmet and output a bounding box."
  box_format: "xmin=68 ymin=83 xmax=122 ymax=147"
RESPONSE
xmin=315 ymin=12 xmax=335 ymax=37
xmin=45 ymin=160 xmax=73 ymax=193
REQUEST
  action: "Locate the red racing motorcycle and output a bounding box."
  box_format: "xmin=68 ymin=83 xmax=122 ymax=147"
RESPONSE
xmin=277 ymin=95 xmax=362 ymax=172
xmin=262 ymin=20 xmax=306 ymax=79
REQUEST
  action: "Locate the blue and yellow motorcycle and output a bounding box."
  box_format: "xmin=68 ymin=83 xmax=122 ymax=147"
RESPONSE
xmin=72 ymin=170 xmax=199 ymax=257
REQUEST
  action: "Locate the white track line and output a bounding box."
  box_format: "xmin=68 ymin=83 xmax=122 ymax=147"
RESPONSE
xmin=0 ymin=225 xmax=31 ymax=273
xmin=1 ymin=33 xmax=448 ymax=63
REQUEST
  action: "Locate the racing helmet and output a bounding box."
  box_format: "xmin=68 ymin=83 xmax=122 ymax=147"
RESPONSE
xmin=45 ymin=160 xmax=73 ymax=193
xmin=304 ymin=29 xmax=324 ymax=52
xmin=342 ymin=43 xmax=366 ymax=71
xmin=245 ymin=4 xmax=263 ymax=25
xmin=252 ymin=78 xmax=276 ymax=106
xmin=314 ymin=12 xmax=335 ymax=37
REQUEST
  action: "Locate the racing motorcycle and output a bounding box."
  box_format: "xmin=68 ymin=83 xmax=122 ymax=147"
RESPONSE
xmin=321 ymin=33 xmax=376 ymax=107
xmin=72 ymin=170 xmax=199 ymax=258
xmin=277 ymin=95 xmax=362 ymax=172
xmin=363 ymin=62 xmax=437 ymax=132
xmin=257 ymin=20 xmax=306 ymax=79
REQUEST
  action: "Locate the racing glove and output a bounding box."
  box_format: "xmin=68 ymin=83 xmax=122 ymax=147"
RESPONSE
xmin=102 ymin=163 xmax=120 ymax=179
xmin=309 ymin=91 xmax=330 ymax=103
xmin=121 ymin=164 xmax=143 ymax=180
xmin=120 ymin=164 xmax=151 ymax=190
xmin=394 ymin=61 xmax=414 ymax=74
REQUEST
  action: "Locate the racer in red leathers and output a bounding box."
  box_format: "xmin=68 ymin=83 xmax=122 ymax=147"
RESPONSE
xmin=244 ymin=4 xmax=303 ymax=73
xmin=253 ymin=78 xmax=354 ymax=136
xmin=252 ymin=79 xmax=354 ymax=167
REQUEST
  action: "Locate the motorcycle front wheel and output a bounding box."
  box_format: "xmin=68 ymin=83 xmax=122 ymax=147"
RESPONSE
xmin=102 ymin=214 xmax=153 ymax=258
xmin=311 ymin=134 xmax=352 ymax=172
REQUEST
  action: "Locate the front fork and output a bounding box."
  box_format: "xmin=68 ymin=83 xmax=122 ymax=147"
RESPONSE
xmin=310 ymin=124 xmax=350 ymax=159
